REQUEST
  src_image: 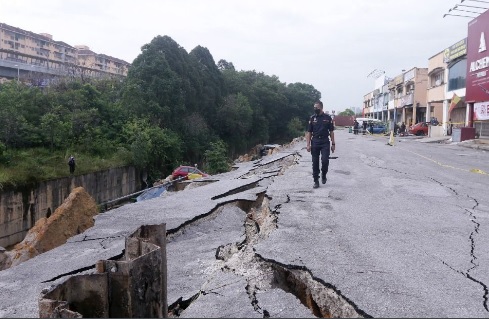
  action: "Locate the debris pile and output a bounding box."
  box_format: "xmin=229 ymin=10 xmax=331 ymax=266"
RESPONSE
xmin=0 ymin=187 xmax=98 ymax=270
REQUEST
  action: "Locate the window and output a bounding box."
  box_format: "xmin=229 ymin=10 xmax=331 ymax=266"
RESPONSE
xmin=448 ymin=59 xmax=466 ymax=91
xmin=431 ymin=72 xmax=444 ymax=87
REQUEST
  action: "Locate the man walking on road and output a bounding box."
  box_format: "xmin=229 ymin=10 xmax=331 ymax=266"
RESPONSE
xmin=306 ymin=101 xmax=335 ymax=189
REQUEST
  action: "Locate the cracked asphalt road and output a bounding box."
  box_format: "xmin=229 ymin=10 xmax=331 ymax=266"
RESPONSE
xmin=0 ymin=130 xmax=488 ymax=317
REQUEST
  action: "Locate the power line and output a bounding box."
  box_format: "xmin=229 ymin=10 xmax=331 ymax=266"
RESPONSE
xmin=367 ymin=69 xmax=385 ymax=79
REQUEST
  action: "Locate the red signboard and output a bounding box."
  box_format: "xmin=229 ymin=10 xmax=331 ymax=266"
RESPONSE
xmin=466 ymin=9 xmax=489 ymax=103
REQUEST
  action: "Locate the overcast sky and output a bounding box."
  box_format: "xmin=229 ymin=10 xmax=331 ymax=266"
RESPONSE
xmin=0 ymin=0 xmax=476 ymax=112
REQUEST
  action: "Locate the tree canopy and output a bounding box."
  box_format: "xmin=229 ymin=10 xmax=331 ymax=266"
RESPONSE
xmin=0 ymin=35 xmax=321 ymax=185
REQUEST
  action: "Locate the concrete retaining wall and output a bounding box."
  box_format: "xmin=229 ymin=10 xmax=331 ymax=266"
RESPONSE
xmin=0 ymin=166 xmax=142 ymax=248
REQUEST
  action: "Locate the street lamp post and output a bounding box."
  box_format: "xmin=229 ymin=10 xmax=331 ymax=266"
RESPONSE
xmin=14 ymin=64 xmax=19 ymax=83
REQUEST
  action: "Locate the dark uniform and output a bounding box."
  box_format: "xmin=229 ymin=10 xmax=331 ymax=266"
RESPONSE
xmin=353 ymin=120 xmax=359 ymax=135
xmin=307 ymin=113 xmax=335 ymax=182
xmin=68 ymin=156 xmax=75 ymax=174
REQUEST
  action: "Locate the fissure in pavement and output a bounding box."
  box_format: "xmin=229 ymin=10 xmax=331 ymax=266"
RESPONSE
xmin=428 ymin=178 xmax=488 ymax=312
xmin=168 ymin=154 xmax=369 ymax=318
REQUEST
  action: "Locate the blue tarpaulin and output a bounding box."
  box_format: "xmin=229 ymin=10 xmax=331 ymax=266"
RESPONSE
xmin=136 ymin=185 xmax=167 ymax=202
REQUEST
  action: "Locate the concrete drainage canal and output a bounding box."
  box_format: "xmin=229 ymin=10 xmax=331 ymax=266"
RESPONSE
xmin=166 ymin=192 xmax=369 ymax=318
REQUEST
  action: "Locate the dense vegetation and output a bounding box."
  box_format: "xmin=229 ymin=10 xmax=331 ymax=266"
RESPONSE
xmin=0 ymin=35 xmax=320 ymax=188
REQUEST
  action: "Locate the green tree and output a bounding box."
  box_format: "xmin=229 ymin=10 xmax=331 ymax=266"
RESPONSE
xmin=121 ymin=118 xmax=182 ymax=181
xmin=180 ymin=112 xmax=214 ymax=165
xmin=217 ymin=59 xmax=235 ymax=71
xmin=122 ymin=36 xmax=184 ymax=128
xmin=0 ymin=82 xmax=29 ymax=148
xmin=286 ymin=117 xmax=305 ymax=140
xmin=40 ymin=112 xmax=65 ymax=150
xmin=204 ymin=140 xmax=230 ymax=174
xmin=339 ymin=108 xmax=355 ymax=116
xmin=217 ymin=93 xmax=253 ymax=157
xmin=189 ymin=45 xmax=224 ymax=130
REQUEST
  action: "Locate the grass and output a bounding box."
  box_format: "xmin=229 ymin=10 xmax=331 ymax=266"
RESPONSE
xmin=0 ymin=147 xmax=132 ymax=190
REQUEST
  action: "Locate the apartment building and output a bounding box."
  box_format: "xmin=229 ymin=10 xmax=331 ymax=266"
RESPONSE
xmin=76 ymin=45 xmax=130 ymax=77
xmin=0 ymin=22 xmax=130 ymax=83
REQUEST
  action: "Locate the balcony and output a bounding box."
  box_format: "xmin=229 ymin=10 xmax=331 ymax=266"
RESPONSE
xmin=400 ymin=93 xmax=414 ymax=107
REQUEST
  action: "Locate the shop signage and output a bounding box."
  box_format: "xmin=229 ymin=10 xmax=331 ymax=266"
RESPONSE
xmin=466 ymin=10 xmax=489 ymax=103
xmin=474 ymin=101 xmax=489 ymax=120
xmin=443 ymin=38 xmax=467 ymax=63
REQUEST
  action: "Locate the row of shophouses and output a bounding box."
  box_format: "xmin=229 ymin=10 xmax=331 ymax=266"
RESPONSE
xmin=362 ymin=9 xmax=489 ymax=138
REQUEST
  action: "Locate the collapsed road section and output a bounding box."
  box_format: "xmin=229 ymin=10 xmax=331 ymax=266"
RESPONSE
xmin=0 ymin=137 xmax=368 ymax=318
xmin=165 ymin=190 xmax=368 ymax=317
xmin=0 ymin=139 xmax=345 ymax=318
xmin=2 ymin=133 xmax=488 ymax=318
xmin=161 ymin=143 xmax=368 ymax=317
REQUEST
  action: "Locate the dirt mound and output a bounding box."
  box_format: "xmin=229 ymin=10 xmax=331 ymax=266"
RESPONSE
xmin=0 ymin=187 xmax=98 ymax=270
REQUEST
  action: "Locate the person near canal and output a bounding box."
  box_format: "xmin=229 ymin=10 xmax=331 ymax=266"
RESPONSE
xmin=306 ymin=101 xmax=336 ymax=189
xmin=68 ymin=155 xmax=76 ymax=175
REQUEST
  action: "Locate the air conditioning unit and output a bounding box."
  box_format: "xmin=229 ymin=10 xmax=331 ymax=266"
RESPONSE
xmin=435 ymin=79 xmax=441 ymax=86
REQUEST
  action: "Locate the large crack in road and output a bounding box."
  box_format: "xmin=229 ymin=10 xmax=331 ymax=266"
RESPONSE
xmin=166 ymin=154 xmax=370 ymax=318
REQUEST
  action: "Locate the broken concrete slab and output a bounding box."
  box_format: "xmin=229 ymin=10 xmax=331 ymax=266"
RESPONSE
xmin=3 ymin=187 xmax=98 ymax=270
xmin=166 ymin=205 xmax=246 ymax=303
xmin=178 ymin=271 xmax=260 ymax=318
xmin=255 ymin=288 xmax=315 ymax=318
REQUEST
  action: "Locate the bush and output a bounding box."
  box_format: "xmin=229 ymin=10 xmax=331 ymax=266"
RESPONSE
xmin=203 ymin=140 xmax=231 ymax=174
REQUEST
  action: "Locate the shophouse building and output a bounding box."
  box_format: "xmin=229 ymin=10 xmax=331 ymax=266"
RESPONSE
xmin=387 ymin=73 xmax=404 ymax=125
xmin=444 ymin=38 xmax=468 ymax=133
xmin=426 ymin=38 xmax=468 ymax=137
xmin=427 ymin=50 xmax=447 ymax=128
xmin=466 ymin=9 xmax=489 ymax=137
xmin=362 ymin=91 xmax=374 ymax=118
xmin=363 ymin=74 xmax=391 ymax=121
xmin=373 ymin=75 xmax=390 ymax=121
xmin=0 ymin=22 xmax=130 ymax=84
xmin=365 ymin=68 xmax=428 ymax=128
xmin=362 ymin=7 xmax=489 ymax=139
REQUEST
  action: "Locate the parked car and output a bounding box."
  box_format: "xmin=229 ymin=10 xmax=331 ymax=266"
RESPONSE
xmin=408 ymin=122 xmax=429 ymax=136
xmin=371 ymin=124 xmax=387 ymax=134
xmin=355 ymin=118 xmax=382 ymax=130
xmin=172 ymin=166 xmax=209 ymax=180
